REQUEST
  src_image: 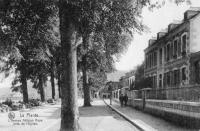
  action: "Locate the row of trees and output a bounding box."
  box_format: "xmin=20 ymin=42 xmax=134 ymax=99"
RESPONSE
xmin=0 ymin=0 xmax=189 ymax=130
xmin=58 ymin=0 xmax=143 ymax=129
xmin=0 ymin=0 xmax=59 ymax=103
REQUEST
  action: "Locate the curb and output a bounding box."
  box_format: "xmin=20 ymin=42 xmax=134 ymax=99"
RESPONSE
xmin=103 ymin=100 xmax=156 ymax=131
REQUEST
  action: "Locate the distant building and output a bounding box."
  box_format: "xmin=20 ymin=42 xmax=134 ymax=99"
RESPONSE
xmin=144 ymin=7 xmax=200 ymax=89
xmin=118 ymin=70 xmax=135 ymax=96
xmin=99 ymin=81 xmax=119 ymax=99
xmin=125 ymin=71 xmax=135 ymax=90
xmin=119 ymin=76 xmax=129 ymax=94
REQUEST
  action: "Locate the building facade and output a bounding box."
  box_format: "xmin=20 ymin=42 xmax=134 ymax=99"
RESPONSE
xmin=125 ymin=71 xmax=135 ymax=90
xmin=119 ymin=71 xmax=135 ymax=89
xmin=144 ymin=7 xmax=200 ymax=89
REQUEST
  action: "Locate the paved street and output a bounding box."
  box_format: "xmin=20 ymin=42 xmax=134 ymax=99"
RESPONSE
xmin=104 ymin=100 xmax=198 ymax=131
xmin=78 ymin=99 xmax=138 ymax=131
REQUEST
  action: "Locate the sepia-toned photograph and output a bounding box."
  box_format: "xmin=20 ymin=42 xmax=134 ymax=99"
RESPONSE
xmin=0 ymin=0 xmax=200 ymax=131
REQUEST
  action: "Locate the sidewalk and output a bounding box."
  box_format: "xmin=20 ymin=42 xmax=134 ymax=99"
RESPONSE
xmin=47 ymin=99 xmax=140 ymax=131
xmin=79 ymin=99 xmax=139 ymax=131
xmin=0 ymin=99 xmax=139 ymax=131
xmin=105 ymin=100 xmax=197 ymax=131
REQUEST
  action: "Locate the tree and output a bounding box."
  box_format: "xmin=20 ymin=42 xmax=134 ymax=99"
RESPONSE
xmin=59 ymin=0 xmax=80 ymax=130
xmin=134 ymin=62 xmax=152 ymax=90
xmin=49 ymin=19 xmax=60 ymax=100
xmin=78 ymin=0 xmax=147 ymax=106
xmin=29 ymin=61 xmax=50 ymax=102
xmin=54 ymin=46 xmax=63 ymax=98
xmin=0 ymin=0 xmax=57 ymax=103
xmin=88 ymin=70 xmax=107 ymax=93
xmin=50 ymin=57 xmax=56 ymax=99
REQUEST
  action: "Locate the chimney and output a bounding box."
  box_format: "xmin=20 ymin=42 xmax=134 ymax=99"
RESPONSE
xmin=184 ymin=7 xmax=200 ymax=21
xmin=168 ymin=23 xmax=179 ymax=32
xmin=148 ymin=39 xmax=156 ymax=46
xmin=157 ymin=32 xmax=166 ymax=39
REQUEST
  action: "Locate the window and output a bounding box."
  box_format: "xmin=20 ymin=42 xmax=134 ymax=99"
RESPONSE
xmin=152 ymin=75 xmax=157 ymax=88
xmin=154 ymin=51 xmax=157 ymax=66
xmin=164 ymin=46 xmax=167 ymax=62
xmin=145 ymin=56 xmax=147 ymax=69
xmin=166 ymin=44 xmax=170 ymax=61
xmin=163 ymin=73 xmax=166 ymax=87
xmin=159 ymin=74 xmax=162 ymax=88
xmin=150 ymin=54 xmax=152 ymax=68
xmin=181 ymin=67 xmax=186 ymax=81
xmin=181 ymin=34 xmax=187 ymax=56
xmin=159 ymin=48 xmax=162 ymax=65
xmin=148 ymin=55 xmax=150 ymax=68
xmin=194 ymin=61 xmax=200 ymax=84
xmin=166 ymin=72 xmax=171 ymax=86
xmin=178 ymin=38 xmax=181 ymax=57
xmin=147 ymin=57 xmax=148 ymax=69
xmin=173 ymin=39 xmax=178 ymax=59
xmin=173 ymin=69 xmax=180 ymax=86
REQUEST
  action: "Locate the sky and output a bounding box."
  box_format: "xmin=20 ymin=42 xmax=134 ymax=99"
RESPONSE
xmin=115 ymin=0 xmax=200 ymax=71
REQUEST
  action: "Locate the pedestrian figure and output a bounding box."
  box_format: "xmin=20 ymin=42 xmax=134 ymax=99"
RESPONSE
xmin=119 ymin=94 xmax=124 ymax=107
xmin=124 ymin=94 xmax=128 ymax=107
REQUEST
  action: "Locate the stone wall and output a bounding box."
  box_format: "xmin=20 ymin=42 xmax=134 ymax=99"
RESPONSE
xmin=128 ymin=98 xmax=200 ymax=128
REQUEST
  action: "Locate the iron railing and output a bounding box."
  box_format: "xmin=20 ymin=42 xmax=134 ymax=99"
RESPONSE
xmin=133 ymin=85 xmax=200 ymax=102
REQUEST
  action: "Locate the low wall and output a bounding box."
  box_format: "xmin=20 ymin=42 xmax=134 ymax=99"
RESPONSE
xmin=146 ymin=86 xmax=200 ymax=101
xmin=128 ymin=99 xmax=200 ymax=129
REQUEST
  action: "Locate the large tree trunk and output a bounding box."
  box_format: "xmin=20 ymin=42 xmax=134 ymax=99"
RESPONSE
xmin=82 ymin=35 xmax=91 ymax=107
xmin=39 ymin=74 xmax=45 ymax=102
xmin=21 ymin=65 xmax=29 ymax=103
xmin=50 ymin=59 xmax=55 ymax=99
xmin=59 ymin=2 xmax=79 ymax=131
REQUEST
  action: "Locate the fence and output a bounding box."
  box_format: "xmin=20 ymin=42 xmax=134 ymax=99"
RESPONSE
xmin=133 ymin=85 xmax=200 ymax=102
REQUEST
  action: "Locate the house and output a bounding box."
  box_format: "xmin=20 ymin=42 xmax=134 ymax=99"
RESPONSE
xmin=126 ymin=71 xmax=135 ymax=90
xmin=144 ymin=7 xmax=200 ymax=89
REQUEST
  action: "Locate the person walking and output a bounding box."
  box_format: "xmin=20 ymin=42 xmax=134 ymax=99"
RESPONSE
xmin=124 ymin=94 xmax=128 ymax=107
xmin=119 ymin=94 xmax=124 ymax=107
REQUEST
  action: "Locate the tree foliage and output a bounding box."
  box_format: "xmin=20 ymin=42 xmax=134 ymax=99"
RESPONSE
xmin=134 ymin=62 xmax=152 ymax=90
xmin=0 ymin=0 xmax=59 ymax=102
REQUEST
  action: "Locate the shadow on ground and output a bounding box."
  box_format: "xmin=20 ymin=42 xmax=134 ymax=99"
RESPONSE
xmin=79 ymin=105 xmax=111 ymax=117
xmin=79 ymin=100 xmax=124 ymax=121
